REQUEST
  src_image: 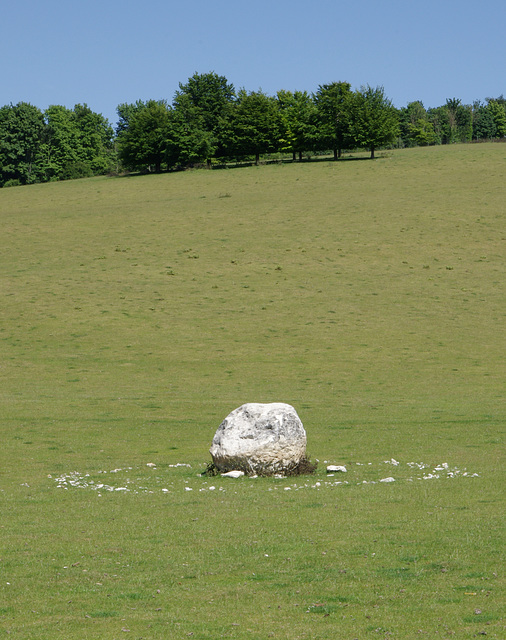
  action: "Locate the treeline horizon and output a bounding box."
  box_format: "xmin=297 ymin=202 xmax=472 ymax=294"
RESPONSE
xmin=1 ymin=71 xmax=505 ymax=187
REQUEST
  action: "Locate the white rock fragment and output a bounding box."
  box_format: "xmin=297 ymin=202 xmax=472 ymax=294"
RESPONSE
xmin=221 ymin=470 xmax=245 ymax=479
xmin=326 ymin=465 xmax=347 ymax=473
xmin=379 ymin=477 xmax=395 ymax=483
xmin=146 ymin=463 xmax=156 ymax=467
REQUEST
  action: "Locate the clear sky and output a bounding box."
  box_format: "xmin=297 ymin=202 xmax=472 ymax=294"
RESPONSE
xmin=2 ymin=0 xmax=504 ymax=126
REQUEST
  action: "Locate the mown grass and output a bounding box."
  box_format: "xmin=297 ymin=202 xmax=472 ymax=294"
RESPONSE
xmin=0 ymin=144 xmax=504 ymax=638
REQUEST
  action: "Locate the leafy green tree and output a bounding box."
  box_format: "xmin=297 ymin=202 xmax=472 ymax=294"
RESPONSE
xmin=445 ymin=98 xmax=473 ymax=143
xmin=427 ymin=105 xmax=449 ymax=144
xmin=347 ymin=86 xmax=399 ymax=158
xmin=116 ymin=100 xmax=147 ymax=135
xmin=224 ymin=90 xmax=280 ymax=164
xmin=41 ymin=105 xmax=81 ymax=179
xmin=173 ymin=72 xmax=235 ymax=163
xmin=277 ymin=90 xmax=318 ymax=160
xmin=313 ymin=82 xmax=352 ymax=156
xmin=486 ymin=99 xmax=506 ymax=137
xmin=72 ymin=104 xmax=114 ymax=174
xmin=399 ymin=101 xmax=437 ymax=147
xmin=429 ymin=99 xmax=472 ymax=144
xmin=313 ymin=82 xmax=353 ymax=159
xmin=472 ymin=101 xmax=497 ymax=140
xmin=117 ymin=100 xmax=171 ymax=172
xmin=39 ymin=105 xmax=80 ymax=179
xmin=39 ymin=104 xmax=114 ymax=180
xmin=0 ymin=102 xmax=45 ymax=186
xmin=167 ymin=93 xmax=216 ymax=167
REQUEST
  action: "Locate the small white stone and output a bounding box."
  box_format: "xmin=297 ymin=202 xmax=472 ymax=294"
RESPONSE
xmin=379 ymin=477 xmax=395 ymax=483
xmin=327 ymin=465 xmax=347 ymax=473
xmin=221 ymin=470 xmax=245 ymax=479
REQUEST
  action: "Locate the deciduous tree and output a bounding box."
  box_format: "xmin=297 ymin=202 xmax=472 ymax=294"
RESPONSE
xmin=225 ymin=90 xmax=280 ymax=164
xmin=399 ymin=101 xmax=437 ymax=147
xmin=117 ymin=100 xmax=171 ymax=172
xmin=173 ymin=72 xmax=235 ymax=163
xmin=347 ymin=86 xmax=399 ymax=158
xmin=314 ymin=82 xmax=353 ymax=159
xmin=277 ymin=90 xmax=318 ymax=160
xmin=0 ymin=102 xmax=45 ymax=186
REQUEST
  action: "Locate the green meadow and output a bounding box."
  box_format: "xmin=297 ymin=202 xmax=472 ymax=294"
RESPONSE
xmin=0 ymin=144 xmax=504 ymax=639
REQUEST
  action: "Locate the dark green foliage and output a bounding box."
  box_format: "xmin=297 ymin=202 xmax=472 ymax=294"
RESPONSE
xmin=117 ymin=100 xmax=171 ymax=172
xmin=277 ymin=90 xmax=319 ymax=160
xmin=115 ymin=100 xmax=147 ymax=135
xmin=347 ymin=85 xmax=400 ymax=158
xmin=42 ymin=104 xmax=114 ymax=180
xmin=0 ymin=102 xmax=45 ymax=186
xmin=173 ymin=71 xmax=236 ymax=163
xmin=472 ymin=101 xmax=497 ymax=139
xmin=58 ymin=160 xmax=94 ymax=180
xmin=0 ymin=102 xmax=114 ymax=186
xmin=428 ymin=99 xmax=473 ymax=145
xmin=167 ymin=93 xmax=216 ymax=167
xmin=486 ymin=98 xmax=506 ymax=137
xmin=224 ymin=90 xmax=281 ymax=164
xmin=2 ymin=74 xmax=505 ymax=187
xmin=313 ymin=81 xmax=354 ymax=158
xmin=399 ymin=101 xmax=437 ymax=147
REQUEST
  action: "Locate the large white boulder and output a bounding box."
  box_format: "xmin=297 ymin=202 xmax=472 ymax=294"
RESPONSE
xmin=209 ymin=402 xmax=307 ymax=475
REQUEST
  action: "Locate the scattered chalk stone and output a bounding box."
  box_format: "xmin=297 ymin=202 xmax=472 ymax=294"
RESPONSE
xmin=379 ymin=477 xmax=395 ymax=483
xmin=221 ymin=470 xmax=245 ymax=479
xmin=327 ymin=465 xmax=347 ymax=473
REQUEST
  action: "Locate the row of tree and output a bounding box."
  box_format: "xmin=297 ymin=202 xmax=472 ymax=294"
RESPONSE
xmin=0 ymin=103 xmax=114 ymax=187
xmin=1 ymin=72 xmax=505 ymax=186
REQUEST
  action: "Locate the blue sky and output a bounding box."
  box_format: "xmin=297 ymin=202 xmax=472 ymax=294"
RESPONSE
xmin=2 ymin=0 xmax=504 ymax=126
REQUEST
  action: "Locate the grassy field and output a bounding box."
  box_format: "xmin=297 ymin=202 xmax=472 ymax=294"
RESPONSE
xmin=0 ymin=144 xmax=504 ymax=638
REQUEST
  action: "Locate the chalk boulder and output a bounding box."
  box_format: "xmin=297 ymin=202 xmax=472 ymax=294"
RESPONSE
xmin=210 ymin=402 xmax=307 ymax=475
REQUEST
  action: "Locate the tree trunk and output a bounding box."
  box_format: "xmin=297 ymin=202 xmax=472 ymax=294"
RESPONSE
xmin=298 ymin=150 xmax=303 ymax=162
xmin=370 ymin=146 xmax=375 ymax=159
xmin=255 ymin=153 xmax=260 ymax=165
xmin=333 ymin=148 xmax=338 ymax=160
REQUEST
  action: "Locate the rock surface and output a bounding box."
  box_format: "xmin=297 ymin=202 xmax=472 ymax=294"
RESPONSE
xmin=210 ymin=402 xmax=307 ymax=475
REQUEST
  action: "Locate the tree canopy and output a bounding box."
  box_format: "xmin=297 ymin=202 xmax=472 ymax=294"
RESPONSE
xmin=1 ymin=74 xmax=505 ymax=186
